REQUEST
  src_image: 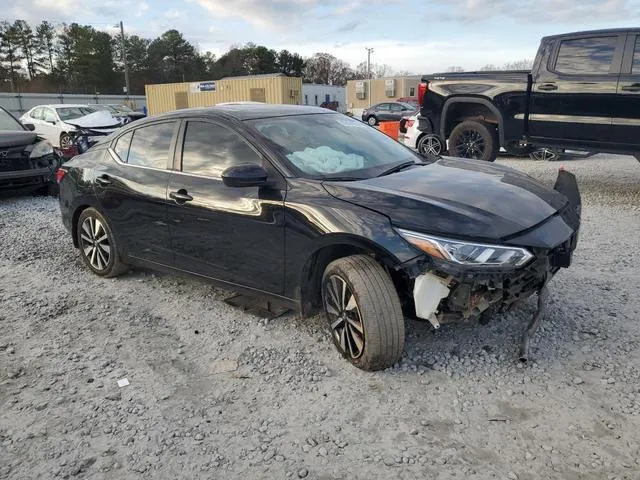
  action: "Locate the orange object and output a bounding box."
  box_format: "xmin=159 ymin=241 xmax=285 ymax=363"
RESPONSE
xmin=378 ymin=121 xmax=399 ymax=141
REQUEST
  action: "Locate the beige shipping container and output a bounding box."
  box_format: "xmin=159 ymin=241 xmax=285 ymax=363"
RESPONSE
xmin=145 ymin=74 xmax=303 ymax=115
xmin=346 ymin=76 xmax=421 ymax=113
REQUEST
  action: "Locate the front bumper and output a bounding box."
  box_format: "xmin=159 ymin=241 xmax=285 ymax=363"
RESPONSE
xmin=0 ymin=154 xmax=60 ymax=189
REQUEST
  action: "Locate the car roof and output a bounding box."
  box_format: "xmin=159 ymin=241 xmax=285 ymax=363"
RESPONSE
xmin=542 ymin=28 xmax=640 ymax=40
xmin=150 ymin=104 xmax=335 ymax=121
xmin=29 ymin=104 xmax=94 ymax=109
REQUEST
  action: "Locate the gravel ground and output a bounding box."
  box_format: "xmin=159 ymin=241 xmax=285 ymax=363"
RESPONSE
xmin=1 ymin=154 xmax=639 ymax=480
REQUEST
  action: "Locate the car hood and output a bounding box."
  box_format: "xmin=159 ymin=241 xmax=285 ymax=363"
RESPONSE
xmin=322 ymin=156 xmax=569 ymax=242
xmin=0 ymin=131 xmax=38 ymax=148
xmin=66 ymin=111 xmax=121 ymax=129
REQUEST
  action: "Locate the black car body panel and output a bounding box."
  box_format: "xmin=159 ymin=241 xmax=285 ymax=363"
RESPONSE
xmin=419 ymin=28 xmax=640 ymax=156
xmin=58 ymin=106 xmax=580 ymax=333
xmin=323 ymin=157 xmax=568 ymax=242
xmin=0 ymin=107 xmax=61 ymax=191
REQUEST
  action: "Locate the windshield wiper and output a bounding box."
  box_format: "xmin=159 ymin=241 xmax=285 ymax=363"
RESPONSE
xmin=376 ymin=160 xmax=419 ymax=177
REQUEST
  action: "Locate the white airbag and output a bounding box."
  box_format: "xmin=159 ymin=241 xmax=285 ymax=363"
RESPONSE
xmin=287 ymin=146 xmax=364 ymax=174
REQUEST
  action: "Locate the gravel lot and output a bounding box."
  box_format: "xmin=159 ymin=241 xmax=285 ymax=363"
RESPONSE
xmin=1 ymin=154 xmax=639 ymax=480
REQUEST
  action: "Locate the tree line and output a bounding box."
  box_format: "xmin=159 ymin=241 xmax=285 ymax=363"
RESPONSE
xmin=0 ymin=19 xmax=406 ymax=95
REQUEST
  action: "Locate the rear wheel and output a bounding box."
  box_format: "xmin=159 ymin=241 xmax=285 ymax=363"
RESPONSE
xmin=77 ymin=208 xmax=128 ymax=278
xmin=449 ymin=120 xmax=498 ymax=162
xmin=417 ymin=134 xmax=444 ymax=156
xmin=322 ymin=255 xmax=405 ymax=371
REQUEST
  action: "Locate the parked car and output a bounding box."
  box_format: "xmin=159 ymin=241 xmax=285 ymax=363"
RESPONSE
xmin=399 ymin=111 xmax=444 ymax=155
xmin=20 ymin=104 xmax=122 ymax=149
xmin=361 ymin=102 xmax=417 ymax=126
xmin=57 ymin=104 xmax=581 ymax=371
xmin=0 ymin=105 xmax=61 ymax=194
xmin=92 ymin=104 xmax=146 ymax=125
xmin=417 ymin=28 xmax=640 ymax=162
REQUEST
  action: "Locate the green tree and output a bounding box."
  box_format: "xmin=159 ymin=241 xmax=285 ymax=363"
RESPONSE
xmin=0 ymin=21 xmax=24 ymax=90
xmin=13 ymin=20 xmax=39 ymax=78
xmin=304 ymin=53 xmax=353 ymax=85
xmin=242 ymin=43 xmax=277 ymax=75
xmin=36 ymin=21 xmax=57 ymax=74
xmin=216 ymin=48 xmax=248 ymax=78
xmin=276 ymin=50 xmax=305 ymax=77
xmin=148 ymin=30 xmax=202 ymax=83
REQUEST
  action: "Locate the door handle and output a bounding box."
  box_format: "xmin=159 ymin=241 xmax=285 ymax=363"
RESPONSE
xmin=95 ymin=175 xmax=112 ymax=186
xmin=169 ymin=189 xmax=193 ymax=204
xmin=537 ymin=83 xmax=558 ymax=91
xmin=621 ymin=83 xmax=640 ymax=92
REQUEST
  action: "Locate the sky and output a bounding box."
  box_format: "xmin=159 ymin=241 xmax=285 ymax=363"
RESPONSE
xmin=5 ymin=0 xmax=640 ymax=74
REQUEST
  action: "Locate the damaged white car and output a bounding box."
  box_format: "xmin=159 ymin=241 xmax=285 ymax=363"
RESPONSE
xmin=20 ymin=105 xmax=121 ymax=150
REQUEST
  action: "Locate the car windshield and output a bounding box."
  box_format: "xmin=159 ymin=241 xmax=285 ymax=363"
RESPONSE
xmin=56 ymin=106 xmax=98 ymax=121
xmin=0 ymin=107 xmax=24 ymax=131
xmin=248 ymin=113 xmax=420 ymax=180
xmin=93 ymin=105 xmax=118 ymax=113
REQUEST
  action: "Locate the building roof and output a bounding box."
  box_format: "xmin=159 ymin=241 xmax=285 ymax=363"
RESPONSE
xmin=220 ymin=73 xmax=287 ymax=80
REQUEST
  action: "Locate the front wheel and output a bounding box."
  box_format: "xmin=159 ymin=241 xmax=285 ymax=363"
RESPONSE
xmin=322 ymin=255 xmax=405 ymax=371
xmin=59 ymin=133 xmax=73 ymax=150
xmin=417 ymin=134 xmax=445 ymax=156
xmin=367 ymin=116 xmax=377 ymax=126
xmin=77 ymin=208 xmax=128 ymax=278
xmin=449 ymin=120 xmax=498 ymax=162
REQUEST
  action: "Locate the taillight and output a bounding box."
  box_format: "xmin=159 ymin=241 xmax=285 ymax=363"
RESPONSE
xmin=406 ymin=120 xmax=415 ymax=128
xmin=418 ymin=83 xmax=428 ymax=106
xmin=56 ymin=168 xmax=66 ymax=183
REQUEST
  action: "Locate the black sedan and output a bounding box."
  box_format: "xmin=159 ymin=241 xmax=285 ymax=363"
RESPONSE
xmin=0 ymin=106 xmax=61 ymax=194
xmin=57 ymin=105 xmax=581 ymax=371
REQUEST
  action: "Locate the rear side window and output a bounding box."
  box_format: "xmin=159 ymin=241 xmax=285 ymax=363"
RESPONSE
xmin=633 ymin=36 xmax=640 ymax=74
xmin=377 ymin=104 xmax=390 ymax=111
xmin=181 ymin=121 xmax=262 ymax=178
xmin=127 ymin=122 xmax=175 ymax=169
xmin=31 ymin=108 xmax=43 ymax=119
xmin=554 ymin=36 xmax=618 ymax=75
xmin=114 ymin=131 xmax=133 ymax=162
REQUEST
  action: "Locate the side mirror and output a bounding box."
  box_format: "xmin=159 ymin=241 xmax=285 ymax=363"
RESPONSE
xmin=221 ymin=164 xmax=268 ymax=187
xmin=24 ymin=123 xmax=35 ymax=131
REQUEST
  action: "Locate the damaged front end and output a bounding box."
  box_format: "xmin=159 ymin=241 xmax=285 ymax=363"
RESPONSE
xmin=396 ymin=168 xmax=581 ymax=362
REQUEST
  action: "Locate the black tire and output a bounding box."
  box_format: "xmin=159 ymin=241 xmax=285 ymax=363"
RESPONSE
xmin=504 ymin=141 xmax=532 ymax=157
xmin=449 ymin=120 xmax=498 ymax=162
xmin=59 ymin=133 xmax=73 ymax=150
xmin=417 ymin=134 xmax=444 ymax=156
xmin=322 ymin=255 xmax=404 ymax=371
xmin=367 ymin=116 xmax=378 ymax=127
xmin=76 ymin=207 xmax=128 ymax=278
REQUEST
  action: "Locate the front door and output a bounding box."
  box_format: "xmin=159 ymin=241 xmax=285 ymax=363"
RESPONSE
xmin=40 ymin=107 xmax=63 ymax=146
xmin=167 ymin=119 xmax=285 ymax=294
xmin=528 ymin=33 xmax=624 ymax=147
xmin=612 ymin=33 xmax=640 ymax=148
xmin=93 ymin=121 xmax=178 ymax=265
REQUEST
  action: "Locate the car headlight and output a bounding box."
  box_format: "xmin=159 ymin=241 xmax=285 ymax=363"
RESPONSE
xmin=29 ymin=140 xmax=54 ymax=158
xmin=397 ymin=229 xmax=534 ymax=268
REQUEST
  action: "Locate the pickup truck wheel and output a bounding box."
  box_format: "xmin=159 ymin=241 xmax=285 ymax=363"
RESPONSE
xmin=322 ymin=255 xmax=404 ymax=371
xmin=417 ymin=134 xmax=444 ymax=156
xmin=449 ymin=120 xmax=498 ymax=162
xmin=367 ymin=116 xmax=378 ymax=126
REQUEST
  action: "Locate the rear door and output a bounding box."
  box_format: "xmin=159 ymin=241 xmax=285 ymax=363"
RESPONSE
xmin=94 ymin=121 xmax=178 ymax=265
xmin=529 ymin=33 xmax=625 ymax=147
xmin=612 ymin=33 xmax=640 ymax=147
xmin=166 ymin=119 xmax=286 ymax=294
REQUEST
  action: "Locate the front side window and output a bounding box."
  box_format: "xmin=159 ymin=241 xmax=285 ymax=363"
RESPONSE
xmin=127 ymin=122 xmax=175 ymax=169
xmin=376 ymin=103 xmax=390 ymax=111
xmin=633 ymin=36 xmax=640 ymax=74
xmin=181 ymin=121 xmax=262 ymax=178
xmin=249 ymin=113 xmax=418 ymax=179
xmin=554 ymin=36 xmax=618 ymax=75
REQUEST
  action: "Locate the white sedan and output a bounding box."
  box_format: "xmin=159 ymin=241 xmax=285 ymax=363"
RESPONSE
xmin=20 ymin=104 xmax=122 ymax=149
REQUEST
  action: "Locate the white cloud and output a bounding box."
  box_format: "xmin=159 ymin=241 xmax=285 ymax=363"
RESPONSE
xmin=164 ymin=8 xmax=183 ymax=20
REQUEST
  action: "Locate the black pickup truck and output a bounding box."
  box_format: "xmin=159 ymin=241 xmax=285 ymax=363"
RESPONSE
xmin=417 ymin=28 xmax=640 ymax=162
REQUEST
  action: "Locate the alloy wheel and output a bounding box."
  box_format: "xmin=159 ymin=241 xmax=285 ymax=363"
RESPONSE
xmin=418 ymin=134 xmax=443 ymax=156
xmin=60 ymin=135 xmax=73 ymax=150
xmin=80 ymin=217 xmax=111 ymax=271
xmin=367 ymin=116 xmax=377 ymax=126
xmin=530 ymin=148 xmax=559 ymax=162
xmin=454 ymin=129 xmax=485 ymax=159
xmin=323 ymin=275 xmax=365 ymax=359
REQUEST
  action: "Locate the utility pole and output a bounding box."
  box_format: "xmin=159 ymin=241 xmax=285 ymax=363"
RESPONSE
xmin=365 ymin=47 xmax=374 ymax=107
xmin=119 ymin=21 xmax=131 ymax=97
